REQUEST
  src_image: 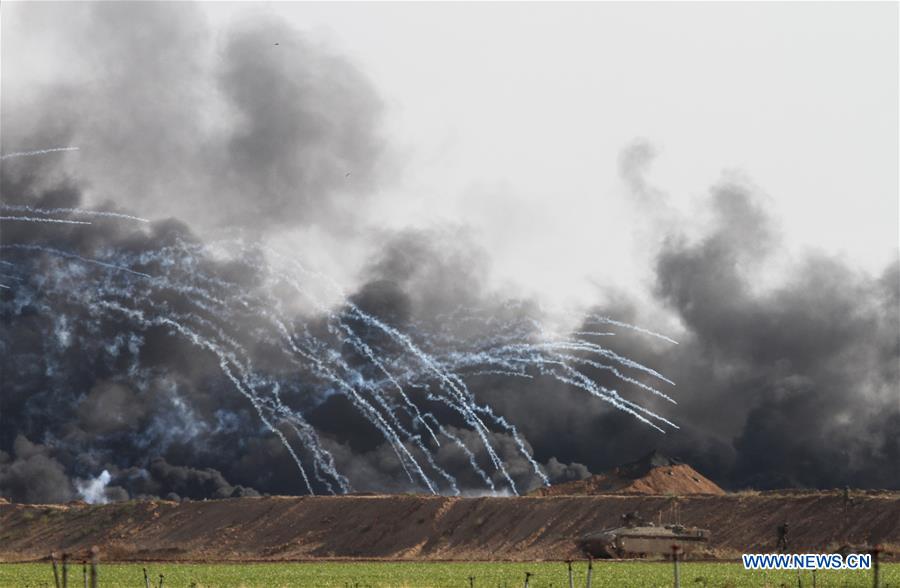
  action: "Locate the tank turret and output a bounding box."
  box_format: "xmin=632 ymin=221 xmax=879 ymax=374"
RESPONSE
xmin=577 ymin=521 xmax=710 ymax=559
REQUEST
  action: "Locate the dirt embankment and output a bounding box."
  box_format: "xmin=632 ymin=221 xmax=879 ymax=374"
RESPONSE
xmin=2 ymin=492 xmax=898 ymax=563
xmin=531 ymin=464 xmax=724 ymax=497
xmin=530 ymin=451 xmax=724 ymax=497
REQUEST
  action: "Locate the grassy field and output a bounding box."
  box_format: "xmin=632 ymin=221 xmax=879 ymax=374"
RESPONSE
xmin=0 ymin=561 xmax=897 ymax=588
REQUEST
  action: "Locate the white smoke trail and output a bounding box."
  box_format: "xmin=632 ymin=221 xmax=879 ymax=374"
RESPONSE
xmin=584 ymin=316 xmax=679 ymax=345
xmin=1 ymin=147 xmax=80 ymax=160
xmin=535 ymin=340 xmax=676 ymax=385
xmin=549 ymin=352 xmax=676 ymax=404
xmin=1 ymin=204 xmax=149 ymax=224
xmin=0 ymin=216 xmax=92 ymax=225
xmin=252 ymin=248 xmax=464 ymax=492
xmin=10 ymin=234 xmax=681 ymax=497
xmin=266 ymin=248 xmax=676 ymax=493
xmin=95 ymin=268 xmax=345 ymax=494
xmin=115 ymin=244 xmax=352 ymax=493
xmin=344 ymin=303 xmax=520 ymax=493
xmin=269 ymin=263 xmax=442 ymax=447
xmin=269 ymin=312 xmax=438 ymax=493
xmin=134 ymin=248 xmax=403 ymax=493
xmin=1 ymin=244 xmax=153 ymax=279
xmin=97 ymin=300 xmax=317 ymax=496
xmin=262 ymin=251 xmax=523 ymax=493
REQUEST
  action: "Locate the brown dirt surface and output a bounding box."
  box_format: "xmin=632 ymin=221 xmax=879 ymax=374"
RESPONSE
xmin=531 ymin=450 xmax=725 ymax=496
xmin=2 ymin=491 xmax=898 ymax=563
xmin=531 ymin=464 xmax=725 ymax=496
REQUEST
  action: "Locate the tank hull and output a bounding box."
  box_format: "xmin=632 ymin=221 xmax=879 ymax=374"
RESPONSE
xmin=578 ymin=525 xmax=710 ymax=559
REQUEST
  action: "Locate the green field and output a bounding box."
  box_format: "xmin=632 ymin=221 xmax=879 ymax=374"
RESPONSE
xmin=0 ymin=561 xmax=896 ymax=588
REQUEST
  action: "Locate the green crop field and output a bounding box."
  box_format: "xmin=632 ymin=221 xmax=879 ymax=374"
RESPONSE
xmin=0 ymin=561 xmax=897 ymax=588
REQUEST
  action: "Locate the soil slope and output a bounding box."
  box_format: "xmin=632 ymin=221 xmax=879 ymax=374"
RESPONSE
xmin=531 ymin=451 xmax=724 ymax=497
xmin=532 ymin=464 xmax=724 ymax=496
xmin=1 ymin=492 xmax=897 ymax=562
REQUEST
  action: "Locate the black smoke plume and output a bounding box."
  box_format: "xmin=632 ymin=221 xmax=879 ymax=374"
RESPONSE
xmin=480 ymin=146 xmax=899 ymax=491
xmin=2 ymin=5 xmax=897 ymax=504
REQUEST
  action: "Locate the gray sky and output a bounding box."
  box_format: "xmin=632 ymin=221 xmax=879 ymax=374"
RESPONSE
xmin=5 ymin=1 xmax=898 ymax=310
xmin=225 ymin=2 xmax=899 ymax=306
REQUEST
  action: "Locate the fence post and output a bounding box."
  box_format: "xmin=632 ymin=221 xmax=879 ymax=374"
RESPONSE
xmin=523 ymin=571 xmax=532 ymax=588
xmin=158 ymin=573 xmax=165 ymax=588
xmin=51 ymin=552 xmax=61 ymax=588
xmin=585 ymin=556 xmax=593 ymax=588
xmin=871 ymin=544 xmax=882 ymax=588
xmin=89 ymin=546 xmax=99 ymax=588
xmin=672 ymin=544 xmax=681 ymax=588
xmin=82 ymin=561 xmax=87 ymax=588
xmin=62 ymin=552 xmax=69 ymax=588
xmin=143 ymin=567 xmax=151 ymax=588
xmin=566 ymin=559 xmax=574 ymax=588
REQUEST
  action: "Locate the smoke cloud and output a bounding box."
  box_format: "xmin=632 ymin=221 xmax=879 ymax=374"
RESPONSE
xmin=76 ymin=470 xmax=111 ymax=505
xmin=2 ymin=5 xmax=897 ymax=504
xmin=482 ymin=145 xmax=899 ymax=490
xmin=3 ymin=3 xmax=384 ymax=234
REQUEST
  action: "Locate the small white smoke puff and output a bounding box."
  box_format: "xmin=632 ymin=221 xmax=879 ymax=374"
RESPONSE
xmin=76 ymin=470 xmax=111 ymax=504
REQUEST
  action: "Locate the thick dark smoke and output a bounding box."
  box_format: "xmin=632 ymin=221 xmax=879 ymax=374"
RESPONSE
xmin=0 ymin=437 xmax=74 ymax=504
xmin=1 ymin=0 xmax=574 ymax=499
xmin=2 ymin=5 xmax=897 ymax=504
xmin=1 ymin=3 xmax=390 ymax=503
xmin=3 ymin=3 xmax=383 ymax=234
xmin=652 ymin=181 xmax=899 ymax=489
xmin=477 ymin=146 xmax=899 ymax=491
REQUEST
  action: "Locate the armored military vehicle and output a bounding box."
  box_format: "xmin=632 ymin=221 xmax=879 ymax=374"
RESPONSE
xmin=577 ymin=514 xmax=710 ymax=558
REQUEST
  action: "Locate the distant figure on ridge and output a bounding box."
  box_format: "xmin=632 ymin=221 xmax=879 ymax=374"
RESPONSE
xmin=776 ymin=522 xmax=789 ymax=552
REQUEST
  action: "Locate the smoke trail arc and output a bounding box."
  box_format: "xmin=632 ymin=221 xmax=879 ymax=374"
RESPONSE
xmin=1 ymin=150 xmax=679 ymax=496
xmin=1 ymin=146 xmax=80 ymax=160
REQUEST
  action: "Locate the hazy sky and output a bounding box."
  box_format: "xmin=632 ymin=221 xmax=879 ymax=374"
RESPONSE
xmin=233 ymin=2 xmax=898 ymax=304
xmin=5 ymin=1 xmax=898 ymax=309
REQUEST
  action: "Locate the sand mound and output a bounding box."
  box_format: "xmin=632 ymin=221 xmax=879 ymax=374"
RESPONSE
xmin=533 ymin=451 xmax=725 ymax=496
